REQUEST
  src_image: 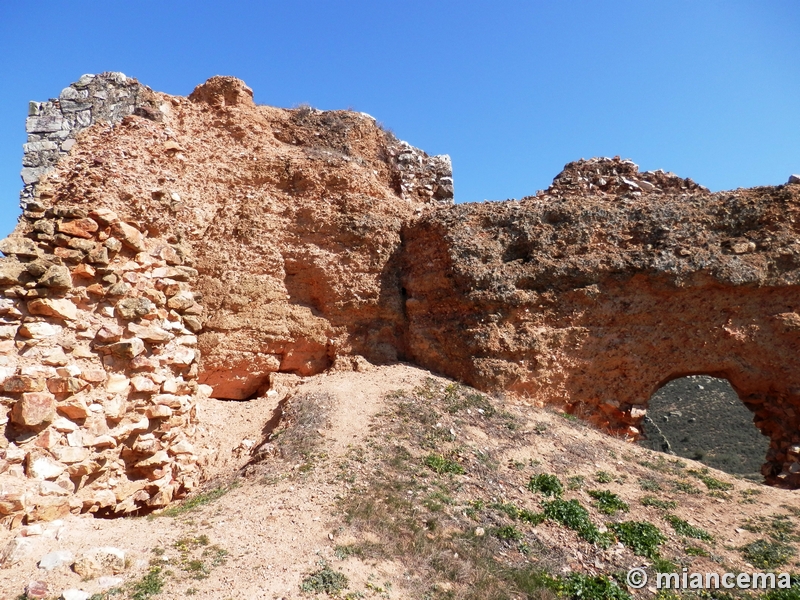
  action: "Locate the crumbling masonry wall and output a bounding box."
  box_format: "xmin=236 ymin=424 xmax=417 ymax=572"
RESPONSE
xmin=401 ymin=158 xmax=800 ymax=488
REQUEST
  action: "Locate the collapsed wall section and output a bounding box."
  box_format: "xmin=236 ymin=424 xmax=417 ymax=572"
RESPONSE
xmin=401 ymin=158 xmax=800 ymax=488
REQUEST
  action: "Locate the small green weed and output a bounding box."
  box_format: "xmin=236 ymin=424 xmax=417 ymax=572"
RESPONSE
xmin=685 ymin=545 xmax=710 ymax=557
xmin=740 ymin=539 xmax=795 ymax=569
xmin=301 ymin=563 xmax=349 ymax=594
xmin=567 ymin=475 xmax=585 ymax=490
xmin=587 ymin=490 xmax=629 ymax=515
xmin=334 ymin=544 xmax=363 ymax=560
xmin=665 ymin=515 xmax=713 ymax=541
xmin=131 ymin=566 xmax=166 ymax=600
xmin=527 ymin=473 xmax=563 ymax=497
xmin=640 ymin=496 xmax=677 ymax=510
xmin=608 ymin=521 xmax=666 ymax=559
xmin=424 ymin=453 xmax=465 ymax=475
xmin=595 ymin=471 xmax=614 ymax=483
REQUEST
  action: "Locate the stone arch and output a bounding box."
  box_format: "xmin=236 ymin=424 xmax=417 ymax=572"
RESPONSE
xmin=637 ymin=374 xmax=770 ymax=480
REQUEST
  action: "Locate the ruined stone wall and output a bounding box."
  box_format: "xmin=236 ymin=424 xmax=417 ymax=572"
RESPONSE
xmin=20 ymin=72 xmax=161 ymax=200
xmin=0 ymin=74 xmax=208 ymax=524
xmin=401 ymin=157 xmax=800 ymax=488
xmin=0 ymin=205 xmax=206 ymax=525
xmin=0 ymin=73 xmax=455 ymax=524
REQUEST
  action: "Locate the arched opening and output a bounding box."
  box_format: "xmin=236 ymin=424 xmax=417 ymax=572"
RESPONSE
xmin=637 ymin=375 xmax=770 ymax=482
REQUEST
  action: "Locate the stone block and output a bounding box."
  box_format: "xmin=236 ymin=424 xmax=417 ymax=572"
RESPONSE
xmin=116 ymin=297 xmax=154 ymax=320
xmin=109 ymin=338 xmax=145 ymax=359
xmin=18 ymin=322 xmax=59 ymax=339
xmin=27 ymin=298 xmax=77 ymax=321
xmin=26 ymin=116 xmax=64 ymax=133
xmin=52 ymin=447 xmax=89 ymax=464
xmin=47 ymin=377 xmax=87 ymax=395
xmin=0 ymin=236 xmax=38 ymax=257
xmin=3 ymin=376 xmax=46 ymax=393
xmin=39 ymin=265 xmax=72 ymax=289
xmin=110 ymin=222 xmax=145 ymax=252
xmin=58 ymin=218 xmax=99 ymax=239
xmin=11 ymin=392 xmax=55 ymax=426
xmin=29 ymin=456 xmax=66 ymax=480
xmin=56 ymin=397 xmax=90 ymax=420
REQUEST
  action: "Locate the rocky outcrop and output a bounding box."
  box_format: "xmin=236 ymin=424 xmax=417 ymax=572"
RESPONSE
xmin=401 ymin=157 xmax=800 ymax=487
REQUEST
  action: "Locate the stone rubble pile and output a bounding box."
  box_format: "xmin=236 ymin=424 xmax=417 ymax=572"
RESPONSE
xmin=0 ymin=203 xmax=207 ymax=525
xmin=542 ymin=156 xmax=709 ymax=198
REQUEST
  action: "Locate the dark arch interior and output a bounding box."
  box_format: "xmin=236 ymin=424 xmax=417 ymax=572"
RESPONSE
xmin=637 ymin=375 xmax=770 ymax=481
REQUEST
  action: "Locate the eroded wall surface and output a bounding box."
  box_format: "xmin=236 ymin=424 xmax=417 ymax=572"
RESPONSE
xmin=402 ymin=158 xmax=800 ymax=487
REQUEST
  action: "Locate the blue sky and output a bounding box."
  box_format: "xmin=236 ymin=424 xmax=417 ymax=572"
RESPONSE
xmin=1 ymin=1 xmax=799 ymax=238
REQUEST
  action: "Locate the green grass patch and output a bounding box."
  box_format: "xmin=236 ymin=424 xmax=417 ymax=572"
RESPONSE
xmin=665 ymin=515 xmax=713 ymax=541
xmin=671 ymin=479 xmax=702 ymax=494
xmin=527 ymin=473 xmax=563 ymax=497
xmin=741 ymin=514 xmax=799 ymax=543
xmin=489 ymin=502 xmax=545 ymax=525
xmin=608 ymin=521 xmax=666 ymax=559
xmin=740 ymin=539 xmax=795 ymax=569
xmin=159 ymin=482 xmax=238 ymax=517
xmin=587 ymin=490 xmax=629 ymax=515
xmin=640 ymin=496 xmax=677 ymax=510
xmin=761 ymin=574 xmax=800 ymax=600
xmin=424 ymin=453 xmax=465 ymax=475
xmin=687 ymin=468 xmax=733 ymax=491
xmin=542 ymin=499 xmax=612 ymax=547
xmin=639 ymin=477 xmax=661 ymax=492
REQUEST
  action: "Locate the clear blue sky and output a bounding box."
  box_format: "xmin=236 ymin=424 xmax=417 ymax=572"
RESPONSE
xmin=1 ymin=1 xmax=799 ymax=238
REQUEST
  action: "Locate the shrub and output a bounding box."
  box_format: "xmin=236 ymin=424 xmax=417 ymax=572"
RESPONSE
xmin=567 ymin=475 xmax=586 ymax=490
xmin=301 ymin=564 xmax=349 ymax=594
xmin=558 ymin=573 xmax=632 ymax=600
xmin=543 ymin=499 xmax=612 ymax=547
xmin=527 ymin=473 xmax=563 ymax=497
xmin=639 ymin=478 xmax=661 ymax=491
xmin=595 ymin=471 xmax=614 ymax=483
xmin=493 ymin=525 xmax=524 ymax=541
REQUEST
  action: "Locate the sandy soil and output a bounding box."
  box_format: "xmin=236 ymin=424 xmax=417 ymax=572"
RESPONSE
xmin=1 ymin=364 xmax=797 ymax=599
